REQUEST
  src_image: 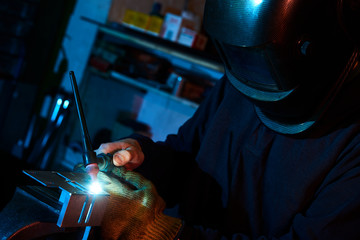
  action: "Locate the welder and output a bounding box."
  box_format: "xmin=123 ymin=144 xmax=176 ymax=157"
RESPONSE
xmin=95 ymin=0 xmax=360 ymax=239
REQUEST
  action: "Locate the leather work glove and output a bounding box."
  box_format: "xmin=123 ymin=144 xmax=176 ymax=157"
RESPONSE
xmin=98 ymin=167 xmax=182 ymax=240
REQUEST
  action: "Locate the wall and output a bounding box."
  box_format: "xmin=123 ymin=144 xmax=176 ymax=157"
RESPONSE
xmin=137 ymin=92 xmax=197 ymax=141
xmin=56 ymin=0 xmax=112 ymax=92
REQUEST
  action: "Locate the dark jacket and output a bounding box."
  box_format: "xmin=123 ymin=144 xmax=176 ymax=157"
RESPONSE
xmin=133 ymin=76 xmax=360 ymax=239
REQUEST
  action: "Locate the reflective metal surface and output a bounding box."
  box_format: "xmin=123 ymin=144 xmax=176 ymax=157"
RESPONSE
xmin=204 ymin=0 xmax=299 ymax=47
xmin=23 ymin=170 xmax=109 ymax=228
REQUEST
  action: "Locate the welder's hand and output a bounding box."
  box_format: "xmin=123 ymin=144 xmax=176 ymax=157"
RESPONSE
xmin=95 ymin=138 xmax=144 ymax=170
xmin=98 ymin=168 xmax=182 ymax=240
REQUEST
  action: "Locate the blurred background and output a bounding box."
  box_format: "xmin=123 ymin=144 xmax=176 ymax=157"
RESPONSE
xmin=0 ymin=0 xmax=223 ymax=197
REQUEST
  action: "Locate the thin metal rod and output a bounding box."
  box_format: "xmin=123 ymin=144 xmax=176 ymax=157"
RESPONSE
xmin=69 ymin=71 xmax=96 ymax=165
xmin=82 ymin=226 xmax=92 ymax=240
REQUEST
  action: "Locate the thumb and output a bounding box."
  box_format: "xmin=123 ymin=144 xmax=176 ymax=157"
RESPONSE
xmin=113 ymin=149 xmax=132 ymax=167
xmin=113 ymin=147 xmax=144 ymax=170
xmin=95 ymin=139 xmax=144 ymax=170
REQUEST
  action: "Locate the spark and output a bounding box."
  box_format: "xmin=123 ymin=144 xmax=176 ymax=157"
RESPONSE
xmin=89 ymin=181 xmax=103 ymax=194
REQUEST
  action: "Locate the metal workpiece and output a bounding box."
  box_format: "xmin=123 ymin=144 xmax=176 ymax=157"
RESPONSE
xmin=23 ymin=170 xmax=109 ymax=228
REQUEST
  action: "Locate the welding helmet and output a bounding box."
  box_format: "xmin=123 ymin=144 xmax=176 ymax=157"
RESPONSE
xmin=204 ymin=0 xmax=360 ymax=134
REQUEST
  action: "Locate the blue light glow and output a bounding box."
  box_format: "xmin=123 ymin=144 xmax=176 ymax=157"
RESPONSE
xmin=51 ymin=98 xmax=63 ymax=121
xmin=63 ymin=100 xmax=70 ymax=109
xmin=252 ymin=0 xmax=263 ymax=6
xmin=89 ymin=181 xmax=103 ymax=194
xmin=56 ymin=115 xmax=64 ymax=127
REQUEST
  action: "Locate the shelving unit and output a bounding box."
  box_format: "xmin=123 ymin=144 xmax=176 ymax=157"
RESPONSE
xmin=99 ymin=25 xmax=223 ymax=72
xmin=79 ymin=18 xmax=225 ymax=136
xmin=82 ymin=16 xmax=224 ymax=82
xmin=109 ymin=70 xmax=200 ymax=108
xmin=54 ymin=16 xmax=225 ymax=170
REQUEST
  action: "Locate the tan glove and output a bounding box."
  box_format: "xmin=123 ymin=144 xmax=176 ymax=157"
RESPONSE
xmin=98 ymin=167 xmax=182 ymax=240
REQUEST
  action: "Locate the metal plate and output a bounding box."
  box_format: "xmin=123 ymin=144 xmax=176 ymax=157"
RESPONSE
xmin=23 ymin=170 xmax=109 ymax=227
xmin=23 ymin=170 xmax=107 ymax=195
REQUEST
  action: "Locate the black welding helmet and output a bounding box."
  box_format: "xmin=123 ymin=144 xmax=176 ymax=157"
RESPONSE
xmin=204 ymin=0 xmax=360 ymax=134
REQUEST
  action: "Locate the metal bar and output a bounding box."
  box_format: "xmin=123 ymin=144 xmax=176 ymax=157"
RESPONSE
xmin=78 ymin=195 xmax=90 ymax=224
xmin=82 ymin=226 xmax=92 ymax=240
xmin=85 ymin=195 xmax=96 ymax=223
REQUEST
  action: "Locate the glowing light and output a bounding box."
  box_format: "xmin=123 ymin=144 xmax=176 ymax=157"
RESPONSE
xmin=89 ymin=181 xmax=103 ymax=194
xmin=56 ymin=115 xmax=64 ymax=127
xmin=63 ymin=100 xmax=70 ymax=109
xmin=51 ymin=98 xmax=63 ymax=121
xmin=252 ymin=0 xmax=263 ymax=6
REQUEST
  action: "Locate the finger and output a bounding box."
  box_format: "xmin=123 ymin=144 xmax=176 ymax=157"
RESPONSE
xmin=113 ymin=149 xmax=132 ymax=166
xmin=121 ymin=148 xmax=144 ymax=170
xmin=113 ymin=147 xmax=144 ymax=170
xmin=95 ymin=141 xmax=131 ymax=155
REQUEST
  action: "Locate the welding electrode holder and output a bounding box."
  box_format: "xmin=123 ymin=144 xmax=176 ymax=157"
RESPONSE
xmin=69 ymin=71 xmax=115 ymax=174
xmin=96 ymin=153 xmax=114 ymax=172
xmin=69 ymin=71 xmax=97 ymax=167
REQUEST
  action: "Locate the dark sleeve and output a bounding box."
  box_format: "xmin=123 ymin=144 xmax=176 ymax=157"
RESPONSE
xmin=179 ymin=149 xmax=360 ymax=240
xmin=134 ymin=136 xmax=360 ymax=239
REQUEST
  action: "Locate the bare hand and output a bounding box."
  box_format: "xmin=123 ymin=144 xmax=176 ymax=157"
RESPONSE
xmin=95 ymin=138 xmax=144 ymax=170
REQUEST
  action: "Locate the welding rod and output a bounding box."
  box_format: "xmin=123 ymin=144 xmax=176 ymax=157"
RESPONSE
xmin=69 ymin=71 xmax=99 ymax=180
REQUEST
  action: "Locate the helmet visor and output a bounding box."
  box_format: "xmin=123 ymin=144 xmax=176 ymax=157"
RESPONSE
xmin=219 ymin=42 xmax=294 ymax=91
xmin=216 ymin=41 xmax=299 ymax=101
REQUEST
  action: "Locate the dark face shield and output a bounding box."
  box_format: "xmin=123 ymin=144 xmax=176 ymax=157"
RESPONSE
xmin=216 ymin=41 xmax=297 ymax=101
xmin=203 ymin=0 xmax=307 ymax=102
xmin=203 ymin=0 xmax=358 ymax=134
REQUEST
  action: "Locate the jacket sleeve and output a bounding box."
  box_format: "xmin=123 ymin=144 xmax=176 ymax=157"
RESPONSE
xmin=177 ymin=139 xmax=360 ymax=240
xmin=179 ymin=161 xmax=360 ymax=239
